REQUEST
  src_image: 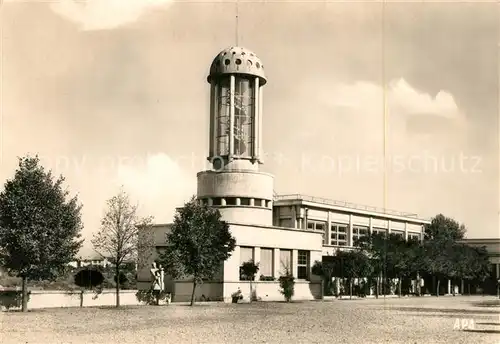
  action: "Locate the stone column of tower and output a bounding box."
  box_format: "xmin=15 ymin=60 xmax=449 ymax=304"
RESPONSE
xmin=197 ymin=47 xmax=274 ymax=226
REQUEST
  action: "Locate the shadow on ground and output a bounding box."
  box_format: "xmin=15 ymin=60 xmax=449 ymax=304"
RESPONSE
xmin=472 ymin=300 xmax=500 ymax=308
xmin=387 ymin=307 xmax=499 ymax=315
xmin=476 ymin=322 xmax=500 ymax=326
xmin=463 ymin=329 xmax=500 ymax=334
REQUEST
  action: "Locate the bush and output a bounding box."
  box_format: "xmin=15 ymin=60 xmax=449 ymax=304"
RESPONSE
xmin=0 ymin=290 xmax=30 ymax=310
xmin=135 ymin=289 xmax=169 ymax=305
xmin=278 ymin=273 xmax=295 ymax=302
xmin=259 ymin=275 xmax=275 ymax=281
xmin=74 ymin=268 xmax=105 ymax=289
xmin=114 ymin=272 xmax=129 ymax=287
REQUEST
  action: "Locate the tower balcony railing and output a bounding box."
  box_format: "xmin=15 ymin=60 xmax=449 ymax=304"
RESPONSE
xmin=273 ymin=193 xmax=425 ymax=219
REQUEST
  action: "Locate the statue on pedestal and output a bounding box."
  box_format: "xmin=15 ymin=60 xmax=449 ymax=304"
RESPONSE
xmin=150 ymin=262 xmax=161 ymax=305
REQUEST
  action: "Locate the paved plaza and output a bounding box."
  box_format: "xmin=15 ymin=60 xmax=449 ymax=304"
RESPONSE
xmin=2 ymin=296 xmax=499 ymax=344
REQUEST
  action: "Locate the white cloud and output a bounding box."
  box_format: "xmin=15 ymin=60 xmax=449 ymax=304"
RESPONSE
xmin=322 ymin=78 xmax=461 ymax=120
xmin=114 ymin=153 xmax=196 ymax=223
xmin=50 ymin=0 xmax=174 ymax=31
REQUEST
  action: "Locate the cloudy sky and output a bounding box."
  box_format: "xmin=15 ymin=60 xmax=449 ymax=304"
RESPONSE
xmin=1 ymin=0 xmax=498 ymax=256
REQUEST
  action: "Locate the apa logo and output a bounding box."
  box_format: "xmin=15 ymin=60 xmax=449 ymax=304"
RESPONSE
xmin=453 ymin=318 xmax=475 ymax=330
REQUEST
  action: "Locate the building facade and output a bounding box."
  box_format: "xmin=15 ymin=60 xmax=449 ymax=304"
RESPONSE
xmin=459 ymin=238 xmax=500 ymax=287
xmin=137 ymin=46 xmax=430 ymax=302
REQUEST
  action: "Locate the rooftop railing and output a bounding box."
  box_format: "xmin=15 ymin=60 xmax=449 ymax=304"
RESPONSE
xmin=273 ymin=194 xmax=422 ymax=219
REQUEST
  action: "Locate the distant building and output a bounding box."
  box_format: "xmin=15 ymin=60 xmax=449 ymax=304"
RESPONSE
xmin=137 ymin=46 xmax=430 ymax=302
xmin=69 ymin=254 xmax=111 ymax=269
xmin=459 ymin=238 xmax=500 ymax=281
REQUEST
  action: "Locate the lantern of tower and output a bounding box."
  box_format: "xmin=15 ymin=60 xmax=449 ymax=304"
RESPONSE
xmin=207 ymin=46 xmax=266 ymax=171
xmin=197 ymin=47 xmax=274 ymax=227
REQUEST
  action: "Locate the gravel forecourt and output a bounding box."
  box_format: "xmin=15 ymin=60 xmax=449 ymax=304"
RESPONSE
xmin=1 ymin=296 xmax=499 ymax=344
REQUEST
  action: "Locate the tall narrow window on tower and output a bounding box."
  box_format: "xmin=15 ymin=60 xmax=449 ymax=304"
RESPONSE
xmin=233 ymin=76 xmax=254 ymax=157
xmin=215 ymin=77 xmax=231 ymax=156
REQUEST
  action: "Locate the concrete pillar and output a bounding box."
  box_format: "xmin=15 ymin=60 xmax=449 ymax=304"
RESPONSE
xmin=348 ymin=214 xmax=353 ymax=246
xmin=404 ymin=222 xmax=408 ymax=241
xmin=292 ymin=249 xmax=298 ymax=278
xmin=228 ymin=75 xmax=235 ymax=160
xmin=252 ymin=77 xmax=260 ymax=160
xmin=326 ymin=211 xmax=331 ymax=245
xmin=273 ymin=248 xmax=280 ymax=278
xmin=387 ymin=220 xmax=392 ymax=235
xmin=254 ymin=247 xmax=261 ymax=266
xmin=209 ymin=82 xmax=216 ymax=158
xmin=447 ymin=279 xmax=451 ymax=295
xmin=208 ymin=198 xmax=213 ymax=206
xmin=369 ymin=217 xmax=373 ymax=234
xmin=496 ymin=263 xmax=499 ymax=279
xmin=221 ymin=198 xmax=226 ymax=206
xmin=258 ymin=86 xmax=264 ymax=161
xmin=250 ymin=198 xmax=255 ymax=206
xmin=291 ymin=206 xmax=297 ymax=229
xmin=236 ymin=198 xmax=241 ymax=206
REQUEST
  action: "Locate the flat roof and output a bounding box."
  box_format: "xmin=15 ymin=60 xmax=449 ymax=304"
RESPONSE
xmin=274 ymin=194 xmax=430 ymax=224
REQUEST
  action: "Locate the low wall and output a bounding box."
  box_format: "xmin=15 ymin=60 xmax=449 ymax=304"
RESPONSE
xmin=2 ymin=289 xmax=140 ymax=310
xmin=139 ymin=280 xmax=322 ymax=303
xmin=223 ymin=281 xmax=322 ymax=302
xmin=172 ymin=281 xmax=224 ymax=302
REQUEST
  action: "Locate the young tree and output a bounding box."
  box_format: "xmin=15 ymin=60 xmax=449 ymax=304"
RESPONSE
xmin=425 ymin=214 xmax=466 ymax=242
xmin=0 ymin=155 xmax=83 ymax=311
xmin=240 ymin=260 xmax=259 ymax=302
xmin=158 ymin=196 xmax=236 ymax=306
xmin=92 ymin=189 xmax=153 ymax=307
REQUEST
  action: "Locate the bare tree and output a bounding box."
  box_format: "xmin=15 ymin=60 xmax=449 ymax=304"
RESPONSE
xmin=92 ymin=189 xmax=153 ymax=307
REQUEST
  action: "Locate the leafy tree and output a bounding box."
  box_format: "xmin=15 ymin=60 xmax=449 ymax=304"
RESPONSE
xmin=425 ymin=214 xmax=466 ymax=242
xmin=422 ymin=239 xmax=454 ymax=296
xmin=404 ymin=238 xmax=425 ymax=296
xmin=421 ymin=214 xmax=467 ymax=296
xmin=158 ymin=196 xmax=236 ymax=306
xmin=92 ymin=189 xmax=153 ymax=307
xmin=240 ymin=260 xmax=259 ymax=281
xmin=338 ymin=250 xmax=372 ymax=299
xmin=312 ymin=256 xmax=339 ymax=296
xmin=467 ymin=245 xmax=491 ymax=294
xmin=74 ymin=268 xmax=105 ymax=307
xmin=0 ymin=155 xmax=83 ymax=311
xmin=240 ymin=260 xmax=259 ymax=302
xmin=385 ymin=234 xmax=413 ymax=297
xmin=356 ymin=232 xmax=388 ymax=298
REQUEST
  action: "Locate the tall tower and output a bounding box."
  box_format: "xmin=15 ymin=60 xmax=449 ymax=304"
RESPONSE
xmin=197 ymin=47 xmax=274 ymax=226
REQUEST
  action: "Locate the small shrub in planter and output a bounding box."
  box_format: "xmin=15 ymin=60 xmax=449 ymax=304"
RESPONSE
xmin=278 ymin=268 xmax=295 ymax=302
xmin=260 ymin=275 xmax=275 ymax=281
